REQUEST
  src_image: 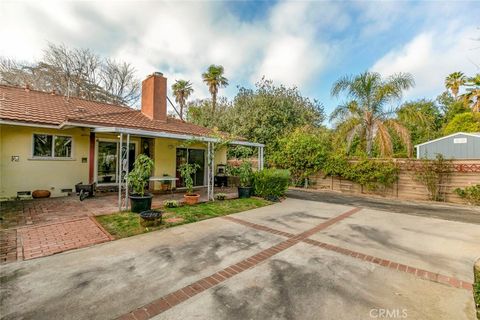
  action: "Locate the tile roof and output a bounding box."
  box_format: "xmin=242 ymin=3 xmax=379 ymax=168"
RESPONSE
xmin=0 ymin=85 xmax=213 ymax=137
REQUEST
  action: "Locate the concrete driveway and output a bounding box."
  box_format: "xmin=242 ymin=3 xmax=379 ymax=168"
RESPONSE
xmin=1 ymin=195 xmax=479 ymax=320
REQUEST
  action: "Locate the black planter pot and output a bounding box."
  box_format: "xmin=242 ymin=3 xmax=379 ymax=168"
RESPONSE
xmin=238 ymin=186 xmax=252 ymax=199
xmin=129 ymin=194 xmax=153 ymax=213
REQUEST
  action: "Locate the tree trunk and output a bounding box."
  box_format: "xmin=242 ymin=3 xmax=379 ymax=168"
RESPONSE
xmin=366 ymin=126 xmax=373 ymax=157
xmin=212 ymin=91 xmax=217 ymax=114
xmin=179 ymin=103 xmax=184 ymax=120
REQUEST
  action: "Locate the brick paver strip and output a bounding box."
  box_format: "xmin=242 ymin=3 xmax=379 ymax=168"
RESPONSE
xmin=222 ymin=214 xmax=473 ymax=292
xmin=302 ymin=238 xmax=473 ymax=291
xmin=116 ymin=207 xmax=361 ymax=319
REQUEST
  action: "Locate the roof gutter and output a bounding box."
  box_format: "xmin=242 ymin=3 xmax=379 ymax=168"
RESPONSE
xmin=0 ymin=119 xmax=61 ymax=129
xmin=92 ymin=127 xmax=265 ymax=147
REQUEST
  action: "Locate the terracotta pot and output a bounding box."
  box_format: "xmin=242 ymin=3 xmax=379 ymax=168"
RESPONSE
xmin=184 ymin=193 xmax=200 ymax=205
xmin=32 ymin=190 xmax=51 ymax=198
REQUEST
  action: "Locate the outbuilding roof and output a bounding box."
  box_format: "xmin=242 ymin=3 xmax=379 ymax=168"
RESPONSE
xmin=414 ymin=132 xmax=480 ymax=148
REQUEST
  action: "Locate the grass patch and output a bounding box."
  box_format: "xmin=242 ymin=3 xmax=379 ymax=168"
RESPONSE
xmin=475 ymin=264 xmax=480 ymax=319
xmin=95 ymin=197 xmax=271 ymax=239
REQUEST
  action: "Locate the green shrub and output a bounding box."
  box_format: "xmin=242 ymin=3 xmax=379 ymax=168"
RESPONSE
xmin=253 ymin=169 xmax=290 ymax=199
xmin=238 ymin=161 xmax=253 ymax=187
xmin=163 ymin=200 xmax=179 ymax=208
xmin=454 ymin=185 xmax=480 ymax=205
xmin=322 ymin=155 xmax=399 ymax=191
xmin=270 ymin=126 xmax=331 ymax=185
xmin=215 ymin=193 xmax=227 ymax=201
xmin=127 ymin=154 xmax=154 ymax=196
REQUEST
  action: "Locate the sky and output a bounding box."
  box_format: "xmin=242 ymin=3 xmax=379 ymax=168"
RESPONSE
xmin=1 ymin=0 xmax=479 ymax=119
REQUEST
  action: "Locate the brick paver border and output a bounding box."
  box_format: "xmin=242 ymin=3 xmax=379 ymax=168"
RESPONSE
xmin=17 ymin=217 xmax=113 ymax=260
xmin=116 ymin=207 xmax=361 ymax=320
xmin=116 ymin=206 xmax=472 ymax=319
xmin=224 ymin=214 xmax=473 ymax=291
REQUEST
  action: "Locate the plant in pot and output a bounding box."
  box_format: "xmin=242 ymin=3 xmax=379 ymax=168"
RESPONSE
xmin=237 ymin=161 xmax=253 ymax=198
xmin=127 ymin=154 xmax=154 ymax=213
xmin=161 ymin=173 xmax=171 ymax=192
xmin=179 ymin=163 xmax=201 ymax=205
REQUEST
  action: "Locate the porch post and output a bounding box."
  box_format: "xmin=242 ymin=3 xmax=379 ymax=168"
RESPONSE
xmin=207 ymin=142 xmax=211 ymax=201
xmin=125 ymin=133 xmax=130 ymax=210
xmin=118 ymin=133 xmax=123 ymax=212
xmin=258 ymin=146 xmax=264 ymax=170
xmin=211 ymin=143 xmax=215 ymax=201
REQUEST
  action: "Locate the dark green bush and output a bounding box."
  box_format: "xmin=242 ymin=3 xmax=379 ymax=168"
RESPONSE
xmin=253 ymin=169 xmax=290 ymax=199
xmin=323 ymin=154 xmax=399 ymax=191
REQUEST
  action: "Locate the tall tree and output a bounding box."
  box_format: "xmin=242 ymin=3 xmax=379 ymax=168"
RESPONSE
xmin=330 ymin=71 xmax=415 ymax=157
xmin=201 ymin=64 xmax=228 ymax=113
xmin=461 ymin=73 xmax=480 ymax=112
xmin=172 ymin=80 xmax=194 ymax=120
xmin=0 ymin=43 xmax=140 ymax=105
xmin=396 ymin=99 xmax=442 ymax=145
xmin=445 ymin=71 xmax=466 ymax=99
xmin=187 ymin=78 xmax=325 ymax=158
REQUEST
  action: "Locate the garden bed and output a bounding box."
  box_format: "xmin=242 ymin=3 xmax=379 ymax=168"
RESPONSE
xmin=95 ymin=197 xmax=271 ymax=239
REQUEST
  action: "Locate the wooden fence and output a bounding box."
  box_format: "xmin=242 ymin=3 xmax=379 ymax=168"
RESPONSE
xmin=308 ymin=159 xmax=480 ymax=204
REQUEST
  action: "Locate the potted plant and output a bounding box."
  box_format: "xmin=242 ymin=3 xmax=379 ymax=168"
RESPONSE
xmin=237 ymin=161 xmax=253 ymax=198
xmin=179 ymin=163 xmax=200 ymax=205
xmin=127 ymin=154 xmax=154 ymax=213
xmin=161 ymin=173 xmax=171 ymax=191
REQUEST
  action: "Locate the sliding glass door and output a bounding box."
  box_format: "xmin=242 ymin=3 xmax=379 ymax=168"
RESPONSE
xmin=176 ymin=148 xmax=205 ymax=187
xmin=97 ymin=141 xmax=136 ymax=184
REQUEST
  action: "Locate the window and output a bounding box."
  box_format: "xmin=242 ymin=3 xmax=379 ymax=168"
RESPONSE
xmin=33 ymin=134 xmax=72 ymax=158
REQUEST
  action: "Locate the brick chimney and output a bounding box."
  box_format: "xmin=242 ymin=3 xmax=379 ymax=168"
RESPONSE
xmin=141 ymin=72 xmax=167 ymax=122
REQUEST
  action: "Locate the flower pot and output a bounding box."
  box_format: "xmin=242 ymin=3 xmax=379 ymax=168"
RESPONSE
xmin=238 ymin=187 xmax=252 ymax=198
xmin=184 ymin=193 xmax=200 ymax=205
xmin=32 ymin=190 xmax=51 ymax=198
xmin=129 ymin=194 xmax=153 ymax=213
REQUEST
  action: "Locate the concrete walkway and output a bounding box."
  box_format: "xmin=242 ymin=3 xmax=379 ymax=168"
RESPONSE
xmin=1 ymin=198 xmax=478 ymax=320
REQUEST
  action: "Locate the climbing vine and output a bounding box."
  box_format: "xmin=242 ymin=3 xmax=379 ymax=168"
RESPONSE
xmin=322 ymin=155 xmax=399 ymax=191
xmin=412 ymin=154 xmax=453 ymax=201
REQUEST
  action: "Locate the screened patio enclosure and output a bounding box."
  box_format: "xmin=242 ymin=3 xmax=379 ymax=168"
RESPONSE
xmin=93 ymin=127 xmax=264 ymax=211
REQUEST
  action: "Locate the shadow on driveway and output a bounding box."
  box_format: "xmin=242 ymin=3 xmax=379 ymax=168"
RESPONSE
xmin=286 ymin=189 xmax=480 ymax=224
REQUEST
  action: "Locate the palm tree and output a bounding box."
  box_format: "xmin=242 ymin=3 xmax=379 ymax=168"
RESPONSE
xmin=172 ymin=80 xmax=194 ymax=120
xmin=461 ymin=74 xmax=480 ymax=112
xmin=445 ymin=72 xmax=466 ymax=99
xmin=330 ymin=71 xmax=415 ymax=157
xmin=202 ymin=65 xmax=228 ymax=113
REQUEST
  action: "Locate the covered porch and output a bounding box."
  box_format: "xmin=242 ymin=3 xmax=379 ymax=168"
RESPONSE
xmin=91 ymin=127 xmax=265 ymax=211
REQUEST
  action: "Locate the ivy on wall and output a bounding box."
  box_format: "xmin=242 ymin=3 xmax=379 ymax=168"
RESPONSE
xmin=322 ymin=155 xmax=399 ymax=191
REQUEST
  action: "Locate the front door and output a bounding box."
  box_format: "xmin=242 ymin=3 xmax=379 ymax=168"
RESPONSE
xmin=96 ymin=141 xmax=136 ymax=184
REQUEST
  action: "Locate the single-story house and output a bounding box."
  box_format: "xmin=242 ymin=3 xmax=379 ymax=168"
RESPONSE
xmin=0 ymin=72 xmax=264 ymax=204
xmin=415 ymin=132 xmax=480 ymax=159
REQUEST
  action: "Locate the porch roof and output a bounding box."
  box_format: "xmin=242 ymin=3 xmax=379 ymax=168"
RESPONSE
xmin=93 ymin=126 xmax=265 ymax=147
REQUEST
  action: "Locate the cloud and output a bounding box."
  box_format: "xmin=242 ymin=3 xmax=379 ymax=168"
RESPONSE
xmin=0 ymin=0 xmax=341 ymax=103
xmin=371 ymin=24 xmax=479 ymax=100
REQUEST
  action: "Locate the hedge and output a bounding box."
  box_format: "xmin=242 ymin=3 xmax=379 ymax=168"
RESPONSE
xmin=253 ymin=169 xmax=290 ymax=200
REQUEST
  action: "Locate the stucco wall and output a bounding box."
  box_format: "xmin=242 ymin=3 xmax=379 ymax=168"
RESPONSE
xmin=0 ymin=125 xmax=228 ymax=198
xmin=152 ymin=138 xmax=227 ymax=189
xmin=0 ymin=124 xmax=90 ymax=198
